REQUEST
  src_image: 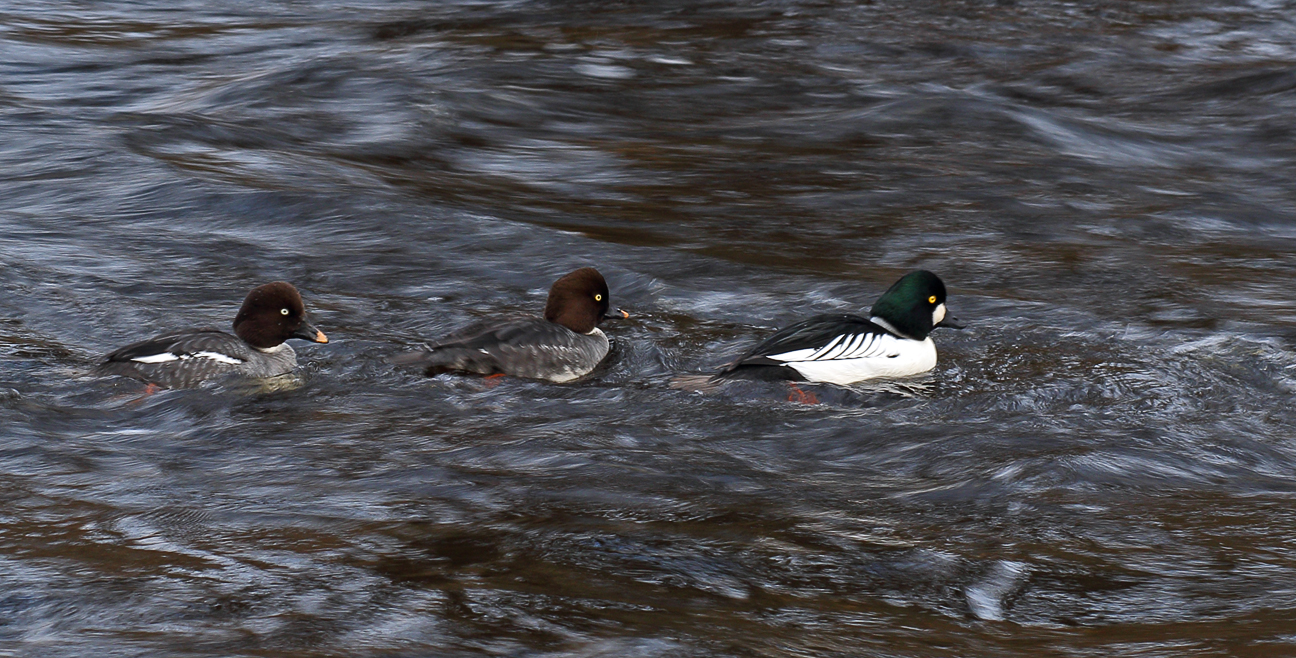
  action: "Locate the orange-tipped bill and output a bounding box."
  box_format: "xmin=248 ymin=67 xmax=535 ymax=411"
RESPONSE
xmin=292 ymin=322 xmax=329 ymax=344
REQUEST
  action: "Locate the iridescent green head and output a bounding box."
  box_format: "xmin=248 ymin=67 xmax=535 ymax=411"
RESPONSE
xmin=869 ymin=270 xmax=964 ymax=340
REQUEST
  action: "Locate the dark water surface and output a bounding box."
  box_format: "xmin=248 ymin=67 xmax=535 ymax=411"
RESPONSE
xmin=4 ymin=1 xmax=1296 ymax=655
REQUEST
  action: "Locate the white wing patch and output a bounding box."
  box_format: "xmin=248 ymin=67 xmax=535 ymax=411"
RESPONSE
xmin=130 ymin=352 xmax=181 ymax=363
xmin=131 ymin=351 xmax=244 ymax=365
xmin=194 ymin=351 xmax=245 ymax=365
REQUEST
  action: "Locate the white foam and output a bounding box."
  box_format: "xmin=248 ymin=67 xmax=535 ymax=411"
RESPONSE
xmin=965 ymin=561 xmax=1028 ymax=621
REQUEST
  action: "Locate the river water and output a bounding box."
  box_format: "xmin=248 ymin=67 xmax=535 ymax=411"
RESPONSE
xmin=3 ymin=1 xmax=1296 ymax=656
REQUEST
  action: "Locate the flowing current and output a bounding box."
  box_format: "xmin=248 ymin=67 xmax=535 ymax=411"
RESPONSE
xmin=3 ymin=2 xmax=1296 ymax=656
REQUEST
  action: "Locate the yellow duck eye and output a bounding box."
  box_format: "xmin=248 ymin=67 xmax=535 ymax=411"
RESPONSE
xmin=928 ymin=296 xmax=937 ymax=304
xmin=594 ymin=294 xmax=603 ymax=301
xmin=281 ymin=308 xmax=290 ymax=315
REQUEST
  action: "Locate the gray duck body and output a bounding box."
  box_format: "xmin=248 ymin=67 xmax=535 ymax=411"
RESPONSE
xmin=410 ymin=317 xmax=609 ymax=383
xmin=99 ymin=329 xmax=299 ymax=389
xmin=399 ymin=267 xmax=619 ymax=383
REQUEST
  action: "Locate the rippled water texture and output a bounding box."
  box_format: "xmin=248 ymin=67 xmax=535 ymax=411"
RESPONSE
xmin=4 ymin=1 xmax=1296 ymax=656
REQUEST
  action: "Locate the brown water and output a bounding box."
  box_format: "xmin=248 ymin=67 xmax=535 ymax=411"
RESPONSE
xmin=3 ymin=2 xmax=1296 ymax=656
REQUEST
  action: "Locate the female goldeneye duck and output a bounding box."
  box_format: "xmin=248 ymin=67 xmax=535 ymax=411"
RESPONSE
xmin=713 ymin=270 xmax=964 ymax=385
xmin=99 ymin=281 xmax=329 ymax=389
xmin=396 ymin=267 xmax=626 ymax=383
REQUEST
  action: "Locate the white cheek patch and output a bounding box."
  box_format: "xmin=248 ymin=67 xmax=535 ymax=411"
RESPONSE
xmin=933 ymin=303 xmax=946 ymax=325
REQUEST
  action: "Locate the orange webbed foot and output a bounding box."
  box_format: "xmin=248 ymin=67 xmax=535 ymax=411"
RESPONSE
xmin=123 ymin=382 xmax=164 ymax=407
xmin=786 ymin=383 xmax=819 ymax=405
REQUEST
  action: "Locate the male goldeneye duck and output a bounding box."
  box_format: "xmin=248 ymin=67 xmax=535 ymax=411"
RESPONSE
xmin=99 ymin=281 xmax=329 ymax=389
xmin=396 ymin=267 xmax=625 ymax=383
xmin=713 ymin=270 xmax=964 ymax=385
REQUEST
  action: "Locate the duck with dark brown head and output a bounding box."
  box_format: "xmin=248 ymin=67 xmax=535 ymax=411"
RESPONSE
xmin=99 ymin=281 xmax=329 ymax=389
xmin=395 ymin=267 xmax=625 ymax=383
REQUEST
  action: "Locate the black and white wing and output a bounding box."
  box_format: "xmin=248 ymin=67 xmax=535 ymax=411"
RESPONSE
xmin=100 ymin=329 xmax=256 ymax=388
xmin=715 ymin=314 xmax=902 ymax=381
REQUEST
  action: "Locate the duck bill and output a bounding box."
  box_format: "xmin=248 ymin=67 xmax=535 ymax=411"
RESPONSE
xmin=290 ymin=321 xmax=329 ymax=343
xmin=936 ymin=315 xmax=965 ymax=330
xmin=602 ymin=309 xmax=630 ymax=322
